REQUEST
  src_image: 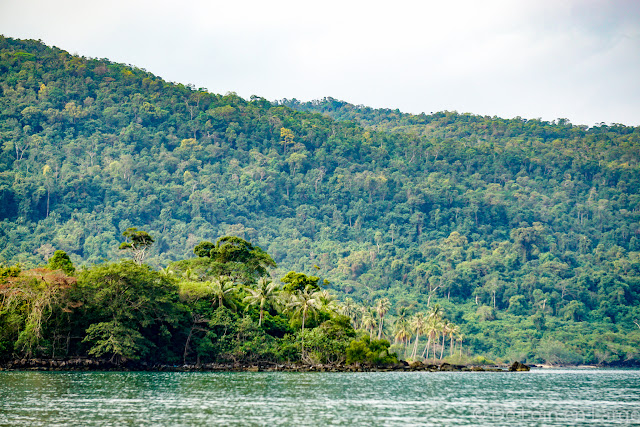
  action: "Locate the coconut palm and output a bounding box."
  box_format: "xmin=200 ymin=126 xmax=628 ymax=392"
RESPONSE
xmin=409 ymin=312 xmax=427 ymax=360
xmin=421 ymin=304 xmax=443 ymax=360
xmin=316 ymin=289 xmax=338 ymax=313
xmin=207 ymin=276 xmax=237 ymax=310
xmin=431 ymin=319 xmax=443 ymax=361
xmin=439 ymin=320 xmax=450 ymax=360
xmin=421 ymin=316 xmax=437 ymax=360
xmin=448 ymin=324 xmax=460 ymax=356
xmin=338 ymin=297 xmax=358 ymax=327
xmin=393 ymin=307 xmax=410 ymax=345
xmin=243 ymin=277 xmax=280 ymax=326
xmin=375 ymin=297 xmax=391 ymax=340
xmin=286 ymin=286 xmax=321 ymax=357
xmin=360 ymin=310 xmax=378 ymax=339
xmin=457 ymin=332 xmax=465 ymax=357
xmin=357 ymin=305 xmax=370 ymax=330
xmin=393 ymin=315 xmax=411 ymax=358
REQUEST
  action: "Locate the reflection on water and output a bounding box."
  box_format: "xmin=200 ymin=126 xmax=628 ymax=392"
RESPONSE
xmin=1 ymin=370 xmax=639 ymax=426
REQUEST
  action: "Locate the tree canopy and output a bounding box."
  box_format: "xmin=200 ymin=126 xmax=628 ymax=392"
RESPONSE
xmin=0 ymin=37 xmax=639 ymax=365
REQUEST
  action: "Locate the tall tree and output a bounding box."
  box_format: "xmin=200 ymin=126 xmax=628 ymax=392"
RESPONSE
xmin=375 ymin=297 xmax=391 ymax=340
xmin=243 ymin=277 xmax=280 ymax=326
xmin=207 ymin=276 xmax=238 ymax=311
xmin=119 ymin=228 xmax=154 ymax=265
xmin=286 ymin=286 xmax=321 ymax=358
xmin=409 ymin=313 xmax=427 ymax=360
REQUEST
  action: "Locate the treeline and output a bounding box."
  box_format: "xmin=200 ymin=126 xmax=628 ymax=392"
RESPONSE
xmin=1 ymin=37 xmax=640 ymax=364
xmin=0 ymin=235 xmax=399 ymax=366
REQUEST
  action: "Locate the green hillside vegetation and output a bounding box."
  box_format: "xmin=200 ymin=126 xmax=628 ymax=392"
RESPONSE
xmin=1 ymin=36 xmax=640 ymax=366
xmin=0 ymin=240 xmax=397 ymax=366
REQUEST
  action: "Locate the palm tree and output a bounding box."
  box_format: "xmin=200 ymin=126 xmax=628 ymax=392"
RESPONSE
xmin=207 ymin=276 xmax=237 ymax=310
xmin=393 ymin=307 xmax=410 ymax=345
xmin=409 ymin=313 xmax=427 ymax=360
xmin=286 ymin=286 xmax=321 ymax=357
xmin=360 ymin=310 xmax=378 ymax=339
xmin=439 ymin=320 xmax=450 ymax=360
xmin=338 ymin=297 xmax=357 ymax=327
xmin=375 ymin=297 xmax=391 ymax=340
xmin=448 ymin=324 xmax=460 ymax=356
xmin=316 ymin=289 xmax=338 ymax=313
xmin=243 ymin=277 xmax=280 ymax=326
xmin=431 ymin=319 xmax=443 ymax=361
xmin=421 ymin=316 xmax=437 ymax=360
xmin=457 ymin=332 xmax=465 ymax=358
xmin=357 ymin=305 xmax=369 ymax=330
xmin=393 ymin=316 xmax=411 ymax=358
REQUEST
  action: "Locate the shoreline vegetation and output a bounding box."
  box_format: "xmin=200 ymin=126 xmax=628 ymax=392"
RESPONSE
xmin=0 ymin=358 xmax=532 ymax=373
xmin=1 ymin=235 xmax=488 ymax=370
xmin=2 ymin=233 xmax=636 ymax=372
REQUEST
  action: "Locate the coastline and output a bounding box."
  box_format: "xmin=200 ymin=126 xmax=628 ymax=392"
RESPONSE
xmin=0 ymin=358 xmax=531 ymax=373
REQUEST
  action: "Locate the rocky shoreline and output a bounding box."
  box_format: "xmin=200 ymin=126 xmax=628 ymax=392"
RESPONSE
xmin=0 ymin=358 xmax=531 ymax=373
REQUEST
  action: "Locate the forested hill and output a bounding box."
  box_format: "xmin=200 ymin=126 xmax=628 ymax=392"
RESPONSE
xmin=2 ymin=36 xmax=640 ymax=363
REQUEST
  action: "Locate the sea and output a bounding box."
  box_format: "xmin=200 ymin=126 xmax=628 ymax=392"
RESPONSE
xmin=1 ymin=369 xmax=639 ymax=426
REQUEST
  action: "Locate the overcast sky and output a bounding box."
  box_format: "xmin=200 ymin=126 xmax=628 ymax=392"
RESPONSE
xmin=1 ymin=0 xmax=639 ymax=126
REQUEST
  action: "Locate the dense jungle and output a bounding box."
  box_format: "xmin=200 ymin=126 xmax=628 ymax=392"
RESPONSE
xmin=1 ymin=36 xmax=639 ymax=366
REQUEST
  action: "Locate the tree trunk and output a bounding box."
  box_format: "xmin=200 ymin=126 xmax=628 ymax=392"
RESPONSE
xmin=411 ymin=335 xmax=420 ymax=359
xmin=432 ymin=333 xmax=438 ymax=359
xmin=421 ymin=334 xmax=431 ymax=359
xmin=183 ymin=324 xmax=194 ymax=364
xmin=301 ymin=308 xmax=307 ymax=357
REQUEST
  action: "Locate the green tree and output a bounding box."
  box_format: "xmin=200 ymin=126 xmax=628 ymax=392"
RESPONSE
xmin=207 ymin=276 xmax=238 ymax=311
xmin=281 ymin=271 xmax=323 ymax=293
xmin=119 ymin=228 xmax=154 ymax=265
xmin=302 ymin=315 xmax=356 ymax=363
xmin=346 ymin=335 xmax=398 ymax=365
xmin=48 ymin=250 xmax=75 ymax=275
xmin=286 ymin=286 xmax=321 ymax=358
xmin=192 ymin=236 xmax=275 ymax=283
xmin=409 ymin=312 xmax=427 ymax=360
xmin=79 ymin=262 xmax=181 ymax=364
xmin=375 ymin=297 xmax=391 ymax=339
xmin=243 ymin=277 xmax=280 ymax=326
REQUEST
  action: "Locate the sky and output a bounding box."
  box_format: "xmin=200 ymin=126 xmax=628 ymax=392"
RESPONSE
xmin=1 ymin=0 xmax=639 ymax=126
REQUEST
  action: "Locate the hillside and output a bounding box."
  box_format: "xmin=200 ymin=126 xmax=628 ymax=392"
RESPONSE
xmin=1 ymin=36 xmax=640 ymax=364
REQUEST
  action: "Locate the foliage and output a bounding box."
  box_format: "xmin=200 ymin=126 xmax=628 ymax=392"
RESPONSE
xmin=0 ymin=37 xmax=639 ymax=365
xmin=281 ymin=271 xmax=323 ymax=293
xmin=78 ymin=261 xmax=182 ymax=363
xmin=302 ymin=315 xmax=356 ymax=363
xmin=191 ymin=236 xmax=275 ymax=283
xmin=48 ymin=250 xmax=75 ymax=275
xmin=346 ymin=335 xmax=398 ymax=365
xmin=119 ymin=228 xmax=154 ymax=265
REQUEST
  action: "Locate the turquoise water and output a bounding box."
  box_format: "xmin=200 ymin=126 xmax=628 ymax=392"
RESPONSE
xmin=0 ymin=370 xmax=639 ymax=426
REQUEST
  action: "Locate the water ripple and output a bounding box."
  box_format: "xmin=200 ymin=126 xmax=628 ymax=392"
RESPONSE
xmin=1 ymin=370 xmax=639 ymax=426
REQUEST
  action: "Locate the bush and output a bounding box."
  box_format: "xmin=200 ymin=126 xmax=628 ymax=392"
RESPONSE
xmin=346 ymin=335 xmax=398 ymax=365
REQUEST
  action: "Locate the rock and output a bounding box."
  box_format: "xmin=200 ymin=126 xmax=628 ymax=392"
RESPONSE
xmin=440 ymin=363 xmax=456 ymax=371
xmin=509 ymin=361 xmax=530 ymax=372
xmin=409 ymin=361 xmax=424 ymax=370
